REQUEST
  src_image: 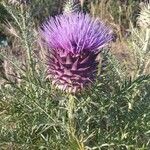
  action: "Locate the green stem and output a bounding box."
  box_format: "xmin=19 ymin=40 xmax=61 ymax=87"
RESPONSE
xmin=67 ymin=94 xmax=85 ymax=150
xmin=143 ymin=29 xmax=150 ymax=53
xmin=20 ymin=7 xmax=32 ymax=71
xmin=20 ymin=6 xmax=36 ymax=83
xmin=140 ymin=28 xmax=150 ymax=75
xmin=68 ymin=94 xmax=75 ymax=133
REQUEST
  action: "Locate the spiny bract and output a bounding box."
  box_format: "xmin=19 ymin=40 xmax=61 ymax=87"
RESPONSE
xmin=41 ymin=12 xmax=113 ymax=93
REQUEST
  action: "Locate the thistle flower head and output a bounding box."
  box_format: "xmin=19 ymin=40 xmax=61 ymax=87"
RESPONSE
xmin=137 ymin=2 xmax=150 ymax=29
xmin=41 ymin=12 xmax=113 ymax=93
xmin=41 ymin=13 xmax=112 ymax=54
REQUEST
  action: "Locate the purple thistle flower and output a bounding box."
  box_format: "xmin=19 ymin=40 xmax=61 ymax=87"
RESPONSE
xmin=41 ymin=12 xmax=113 ymax=93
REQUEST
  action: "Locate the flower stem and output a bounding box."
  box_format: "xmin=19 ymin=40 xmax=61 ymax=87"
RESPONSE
xmin=67 ymin=94 xmax=85 ymax=150
xmin=68 ymin=94 xmax=75 ymax=133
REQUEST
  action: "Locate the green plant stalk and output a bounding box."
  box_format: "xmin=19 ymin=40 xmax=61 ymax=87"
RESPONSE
xmin=2 ymin=2 xmax=34 ymax=79
xmin=143 ymin=59 xmax=150 ymax=74
xmin=68 ymin=94 xmax=75 ymax=134
xmin=143 ymin=28 xmax=150 ymax=74
xmin=67 ymin=94 xmax=85 ymax=150
xmin=143 ymin=28 xmax=150 ymax=53
xmin=140 ymin=28 xmax=150 ymax=75
xmin=20 ymin=5 xmax=33 ymax=74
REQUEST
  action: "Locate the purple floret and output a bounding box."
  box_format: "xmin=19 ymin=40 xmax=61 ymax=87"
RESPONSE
xmin=41 ymin=12 xmax=113 ymax=54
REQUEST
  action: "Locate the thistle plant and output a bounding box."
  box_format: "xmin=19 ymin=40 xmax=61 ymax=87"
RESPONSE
xmin=41 ymin=12 xmax=113 ymax=93
xmin=40 ymin=2 xmax=113 ymax=147
xmin=0 ymin=1 xmax=150 ymax=149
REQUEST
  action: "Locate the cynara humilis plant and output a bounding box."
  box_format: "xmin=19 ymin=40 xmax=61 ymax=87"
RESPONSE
xmin=40 ymin=0 xmax=113 ymax=93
